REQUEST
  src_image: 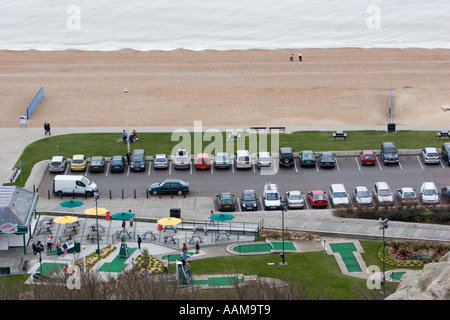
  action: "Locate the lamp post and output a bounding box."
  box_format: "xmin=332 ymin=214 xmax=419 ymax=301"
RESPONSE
xmin=280 ymin=199 xmax=286 ymax=265
xmin=124 ymin=88 xmax=129 ymax=153
xmin=379 ymin=218 xmax=389 ymax=293
xmin=94 ymin=192 xmax=100 ymax=254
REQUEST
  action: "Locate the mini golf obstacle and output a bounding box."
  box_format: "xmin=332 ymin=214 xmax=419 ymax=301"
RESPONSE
xmin=324 ymin=241 xmax=369 ymax=279
xmin=227 ymin=240 xmax=298 ymax=255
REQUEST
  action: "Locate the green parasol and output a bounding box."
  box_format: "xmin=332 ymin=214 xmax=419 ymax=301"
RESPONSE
xmin=111 ymin=212 xmax=136 ymax=220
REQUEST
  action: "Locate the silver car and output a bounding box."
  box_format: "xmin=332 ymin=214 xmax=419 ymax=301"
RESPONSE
xmin=421 ymin=147 xmax=440 ymax=164
xmin=214 ymin=152 xmax=231 ymax=169
xmin=285 ymin=191 xmax=305 ymax=209
xmin=173 ymin=149 xmax=190 ymax=170
xmin=257 ymin=151 xmax=272 ymax=168
xmin=353 ymin=186 xmax=373 ymax=206
xmin=154 ymin=154 xmax=168 ymax=169
xmin=396 ymin=187 xmax=418 ymax=205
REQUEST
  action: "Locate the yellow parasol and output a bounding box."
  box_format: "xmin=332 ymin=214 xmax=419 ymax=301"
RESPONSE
xmin=84 ymin=207 xmax=109 ymax=216
xmin=54 ymin=216 xmax=78 ymax=224
xmin=157 ymin=217 xmax=182 ymax=226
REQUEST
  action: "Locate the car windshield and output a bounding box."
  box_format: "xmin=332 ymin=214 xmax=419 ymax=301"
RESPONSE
xmin=379 ymin=190 xmax=391 ymax=196
xmin=364 ymin=154 xmax=374 ymax=159
xmin=423 ymin=189 xmax=437 ymax=195
xmin=289 ymin=194 xmax=302 ymax=200
xmin=132 ymin=155 xmax=144 ymax=161
xmin=216 ymin=155 xmax=228 ymax=162
xmin=72 ymin=159 xmax=84 ymax=164
xmin=385 ymin=148 xmax=397 ymax=153
xmin=303 ymin=153 xmax=314 ymax=160
xmin=238 ymin=156 xmax=250 ymax=161
xmin=426 ymin=153 xmax=438 ymax=157
xmin=177 ymin=157 xmax=188 ymax=162
xmin=155 ymin=157 xmax=166 ymax=162
xmin=51 ymin=161 xmax=62 ymax=166
xmin=259 ymin=157 xmax=271 ymax=162
xmin=403 ymin=192 xmax=416 ymax=197
xmin=334 ymin=192 xmax=347 ymax=198
xmin=81 ymin=177 xmax=91 ymax=186
xmin=281 ymin=153 xmax=292 ymax=158
xmin=243 ymin=193 xmax=256 ymax=201
xmin=356 ymin=190 xmax=370 ymax=197
xmin=313 ymin=194 xmax=325 ymax=200
xmin=322 ymin=154 xmax=333 ymax=160
xmin=266 ymin=193 xmax=279 ymax=200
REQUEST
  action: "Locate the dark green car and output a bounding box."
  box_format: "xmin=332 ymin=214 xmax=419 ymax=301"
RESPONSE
xmin=148 ymin=179 xmax=190 ymax=195
xmin=216 ymin=192 xmax=236 ymax=211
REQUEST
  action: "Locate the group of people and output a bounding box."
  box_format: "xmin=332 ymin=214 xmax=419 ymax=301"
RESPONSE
xmin=122 ymin=129 xmax=138 ymax=143
xmin=45 ymin=235 xmax=69 ymax=255
xmin=289 ymin=50 xmax=303 ymax=61
xmin=44 ymin=122 xmax=51 ymax=135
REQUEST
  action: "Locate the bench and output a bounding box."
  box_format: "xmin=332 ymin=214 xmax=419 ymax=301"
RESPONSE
xmin=333 ymin=131 xmax=347 ymax=139
xmin=442 ymin=105 xmax=450 ymax=111
xmin=268 ymin=126 xmax=286 ymax=133
xmin=249 ymin=126 xmax=267 ymax=133
xmin=6 ymin=168 xmax=20 ymax=183
xmin=437 ymin=130 xmax=449 ymax=139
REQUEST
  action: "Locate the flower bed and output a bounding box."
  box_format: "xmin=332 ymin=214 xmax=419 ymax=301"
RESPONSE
xmin=75 ymin=245 xmax=117 ymax=271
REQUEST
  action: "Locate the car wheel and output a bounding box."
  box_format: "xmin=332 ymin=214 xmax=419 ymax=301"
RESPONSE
xmin=178 ymin=190 xmax=183 ymax=196
xmin=56 ymin=191 xmax=63 ymax=197
xmin=152 ymin=190 xmax=158 ymax=195
xmin=86 ymin=191 xmax=93 ymax=197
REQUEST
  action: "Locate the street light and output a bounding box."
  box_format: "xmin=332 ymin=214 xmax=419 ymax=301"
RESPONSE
xmin=124 ymin=88 xmax=129 ymax=153
xmin=94 ymin=192 xmax=100 ymax=254
xmin=280 ymin=199 xmax=286 ymax=265
xmin=379 ymin=218 xmax=389 ymax=292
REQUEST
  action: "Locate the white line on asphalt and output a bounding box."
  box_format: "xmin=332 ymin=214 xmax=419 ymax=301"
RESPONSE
xmin=376 ymin=157 xmax=382 ymax=170
xmin=294 ymin=160 xmax=298 ymax=173
xmin=105 ymin=163 xmax=110 ymax=176
xmin=211 ymin=163 xmax=214 ymax=174
xmin=355 ymin=157 xmax=361 ymax=171
xmin=148 ymin=162 xmax=151 ymax=175
xmin=316 ymin=163 xmax=319 ymax=172
xmin=335 ymin=158 xmax=340 ymax=171
xmin=398 ymin=161 xmax=403 ymax=170
xmin=417 ymin=156 xmax=424 ymax=170
xmin=190 ymin=161 xmax=193 ymax=174
xmin=169 ymin=162 xmax=172 ymax=175
xmin=236 ymin=198 xmax=241 ymax=211
xmin=127 ymin=165 xmax=130 ymax=176
xmin=440 ymin=159 xmax=445 ymax=169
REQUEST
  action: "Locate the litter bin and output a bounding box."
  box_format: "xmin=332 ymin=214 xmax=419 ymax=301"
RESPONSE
xmin=170 ymin=208 xmax=181 ymax=219
xmin=387 ymin=122 xmax=396 ymax=133
xmin=67 ymin=240 xmax=80 ymax=253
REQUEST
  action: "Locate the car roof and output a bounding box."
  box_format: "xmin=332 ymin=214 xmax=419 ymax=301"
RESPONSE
xmin=111 ymin=156 xmax=123 ymax=160
xmin=51 ymin=156 xmax=64 ymax=160
xmin=243 ymin=189 xmax=255 ymax=194
xmin=287 ymin=190 xmax=301 ymax=195
xmin=310 ymin=190 xmax=324 ymax=194
xmin=399 ymin=187 xmax=415 ymax=192
xmin=196 ymin=153 xmax=210 ymax=158
xmin=331 ymin=184 xmax=346 ymax=191
xmin=155 ymin=154 xmax=166 ymax=157
xmin=355 ymin=186 xmax=368 ymax=191
xmin=375 ymin=182 xmax=390 ymax=189
xmin=72 ymin=154 xmax=85 ymax=159
xmin=424 ymin=147 xmax=437 ymax=152
xmin=91 ymin=156 xmax=103 ymax=160
xmin=421 ymin=182 xmax=436 ymax=188
xmin=280 ymin=147 xmax=292 ymax=152
xmin=258 ymin=151 xmax=270 ymax=156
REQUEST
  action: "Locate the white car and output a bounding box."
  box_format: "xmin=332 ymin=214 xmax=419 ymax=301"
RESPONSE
xmin=154 ymin=154 xmax=168 ymax=169
xmin=285 ymin=191 xmax=305 ymax=209
xmin=329 ymin=184 xmax=350 ymax=207
xmin=173 ymin=149 xmax=190 ymax=170
xmin=421 ymin=147 xmax=440 ymax=164
xmin=420 ymin=182 xmax=440 ymax=204
xmin=373 ymin=182 xmax=394 ymax=206
xmin=257 ymin=151 xmax=272 ymax=168
xmin=353 ymin=186 xmax=373 ymax=206
xmin=396 ymin=187 xmax=418 ymax=205
xmin=263 ymin=182 xmax=281 ymax=210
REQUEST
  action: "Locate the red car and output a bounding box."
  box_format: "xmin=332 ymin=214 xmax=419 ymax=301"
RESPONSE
xmin=194 ymin=153 xmax=211 ymax=170
xmin=307 ymin=190 xmax=328 ymax=208
xmin=360 ymin=150 xmax=376 ymax=166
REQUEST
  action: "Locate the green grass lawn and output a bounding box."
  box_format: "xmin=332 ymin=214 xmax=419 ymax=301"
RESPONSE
xmin=8 ymin=130 xmax=445 ymax=187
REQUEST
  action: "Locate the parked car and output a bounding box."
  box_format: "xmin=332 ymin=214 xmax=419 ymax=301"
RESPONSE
xmin=360 ymin=150 xmax=376 ymax=166
xmin=307 ymin=190 xmax=328 ymax=208
xmin=153 ymin=154 xmax=169 ymax=169
xmin=319 ymin=152 xmax=335 ymax=168
xmin=381 ymin=142 xmax=399 ymax=165
xmin=53 ymin=175 xmax=98 ymax=197
xmin=441 ymin=143 xmax=450 ymax=166
xmin=148 ymin=179 xmax=190 ymax=195
xmin=235 ymin=150 xmax=252 ymax=169
xmin=373 ymin=182 xmax=394 ymax=206
xmin=396 ymin=187 xmax=418 ymax=205
xmin=214 ymin=152 xmax=231 ymax=169
xmin=299 ymin=150 xmax=316 ymax=167
xmin=130 ymin=149 xmax=146 ymax=172
xmin=285 ymin=191 xmax=305 ymax=209
xmin=110 ymin=156 xmax=126 ymax=173
xmin=88 ymin=156 xmax=105 ymax=172
xmin=257 ymin=151 xmax=272 ymax=168
xmin=328 ymin=184 xmax=350 ymax=207
xmin=421 ymin=147 xmax=440 ymax=164
xmin=216 ymin=192 xmax=236 ymax=212
xmin=420 ymin=182 xmax=440 ymax=204
xmin=353 ymin=186 xmax=373 ymax=206
xmin=70 ymin=154 xmax=87 ymax=171
xmin=441 ymin=186 xmax=450 ymax=201
xmin=194 ymin=153 xmax=211 ymax=170
xmin=173 ymin=149 xmax=190 ymax=170
xmin=49 ymin=156 xmax=67 ymax=173
xmin=263 ymin=182 xmax=281 ymax=210
xmin=241 ymin=189 xmax=258 ymax=211
xmin=279 ymin=147 xmax=294 ymax=167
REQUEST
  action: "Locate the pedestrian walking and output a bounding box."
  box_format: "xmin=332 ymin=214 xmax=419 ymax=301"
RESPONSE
xmin=298 ymin=50 xmax=302 ymax=61
xmin=185 ymin=261 xmax=191 ymax=277
xmin=195 ymin=240 xmax=200 ymax=254
xmin=163 ymin=258 xmax=169 ymax=273
xmin=46 ymin=235 xmax=53 ymax=251
xmin=47 ymin=122 xmax=51 ymax=135
xmin=209 ymin=209 xmax=216 ymax=226
xmin=44 ymin=122 xmax=48 ymax=135
xmin=289 ymin=51 xmax=294 ymax=61
xmin=56 ymin=239 xmax=62 ymax=256
xmin=62 ymin=242 xmax=68 ymax=255
xmin=182 ymin=243 xmax=188 ymax=260
xmin=122 ymin=220 xmax=126 ymax=229
xmin=137 ymin=234 xmax=142 ymax=250
xmin=126 ymin=151 xmax=131 ymax=165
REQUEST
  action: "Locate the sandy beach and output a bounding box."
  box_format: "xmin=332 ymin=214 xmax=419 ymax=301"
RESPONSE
xmin=0 ymin=48 xmax=449 ymax=129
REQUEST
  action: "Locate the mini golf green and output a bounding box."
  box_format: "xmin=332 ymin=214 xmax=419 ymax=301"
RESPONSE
xmin=37 ymin=263 xmax=66 ymax=276
xmin=390 ymin=271 xmax=406 ymax=281
xmin=161 ymin=252 xmax=196 ymax=262
xmin=99 ymin=248 xmax=137 ymax=273
xmin=330 ymin=242 xmax=362 ymax=273
xmin=232 ymin=241 xmax=296 ymax=254
xmin=191 ymin=276 xmax=244 ymax=287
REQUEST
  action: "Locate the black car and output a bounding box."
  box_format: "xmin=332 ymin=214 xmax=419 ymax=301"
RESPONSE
xmin=381 ymin=142 xmax=399 ymax=165
xmin=216 ymin=192 xmax=236 ymax=212
xmin=110 ymin=156 xmax=126 ymax=173
xmin=319 ymin=152 xmax=335 ymax=168
xmin=279 ymin=147 xmax=294 ymax=167
xmin=148 ymin=179 xmax=190 ymax=195
xmin=442 ymin=143 xmax=450 ymax=166
xmin=88 ymin=156 xmax=105 ymax=173
xmin=299 ymin=150 xmax=316 ymax=167
xmin=442 ymin=186 xmax=450 ymax=201
xmin=130 ymin=149 xmax=146 ymax=172
xmin=241 ymin=189 xmax=258 ymax=211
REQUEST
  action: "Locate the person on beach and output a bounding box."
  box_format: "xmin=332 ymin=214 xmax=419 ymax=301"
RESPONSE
xmin=289 ymin=51 xmax=294 ymax=61
xmin=298 ymin=50 xmax=302 ymax=61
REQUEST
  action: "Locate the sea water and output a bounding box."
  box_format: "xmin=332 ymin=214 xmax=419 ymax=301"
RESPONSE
xmin=0 ymin=0 xmax=448 ymax=51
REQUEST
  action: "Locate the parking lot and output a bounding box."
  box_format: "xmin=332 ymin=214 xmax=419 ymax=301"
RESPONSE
xmin=38 ymin=152 xmax=450 ymax=211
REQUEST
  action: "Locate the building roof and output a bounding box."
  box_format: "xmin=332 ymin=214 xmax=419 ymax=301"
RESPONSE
xmin=0 ymin=186 xmax=37 ymax=227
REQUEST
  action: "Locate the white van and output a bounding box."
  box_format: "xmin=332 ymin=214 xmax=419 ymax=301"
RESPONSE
xmin=263 ymin=182 xmax=281 ymax=210
xmin=235 ymin=150 xmax=252 ymax=169
xmin=53 ymin=175 xmax=98 ymax=197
